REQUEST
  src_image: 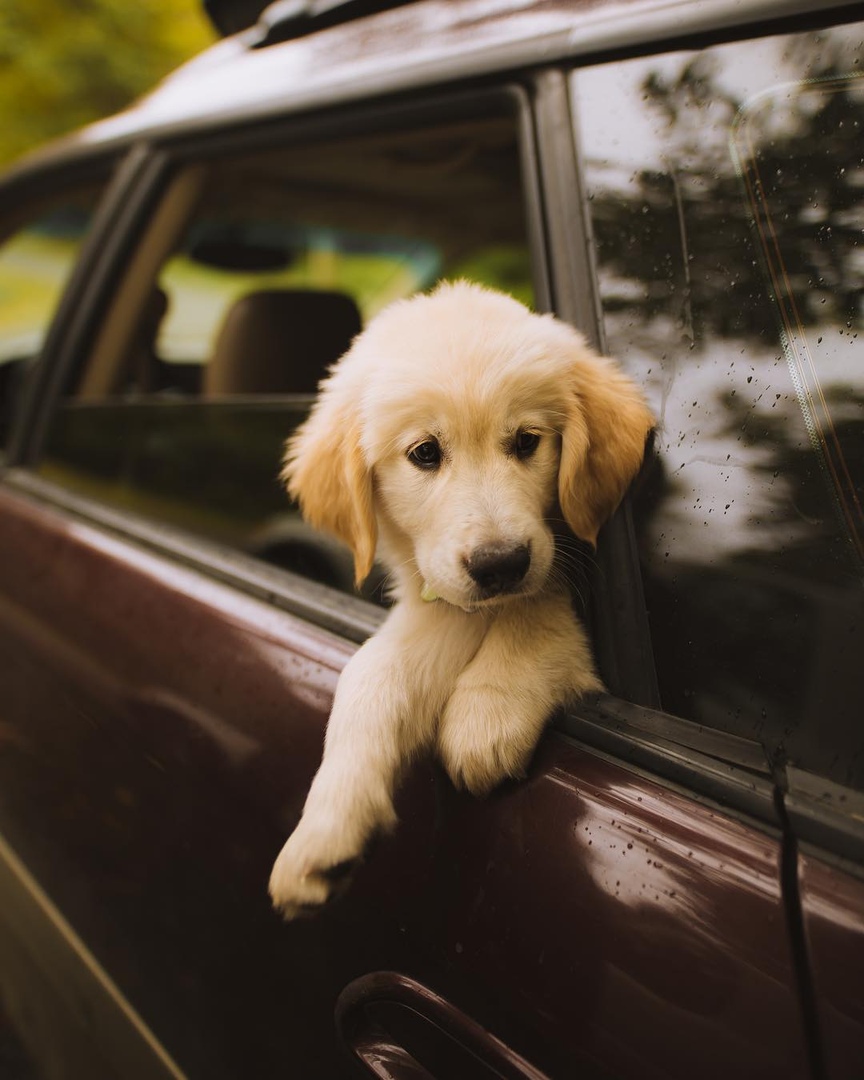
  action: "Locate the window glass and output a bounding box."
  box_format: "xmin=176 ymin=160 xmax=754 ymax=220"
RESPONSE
xmin=39 ymin=109 xmax=535 ymax=602
xmin=0 ymin=185 xmax=106 ymax=450
xmin=576 ymin=22 xmax=864 ymax=788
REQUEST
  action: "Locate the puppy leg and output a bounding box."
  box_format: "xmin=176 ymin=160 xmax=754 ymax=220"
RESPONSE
xmin=269 ymin=601 xmax=485 ymax=919
xmin=437 ymin=593 xmax=600 ymax=796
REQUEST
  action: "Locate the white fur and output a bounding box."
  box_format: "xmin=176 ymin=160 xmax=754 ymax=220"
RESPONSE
xmin=269 ymin=282 xmax=653 ymax=918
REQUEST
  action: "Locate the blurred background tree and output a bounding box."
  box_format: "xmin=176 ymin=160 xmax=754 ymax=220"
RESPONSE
xmin=0 ymin=0 xmax=215 ymax=166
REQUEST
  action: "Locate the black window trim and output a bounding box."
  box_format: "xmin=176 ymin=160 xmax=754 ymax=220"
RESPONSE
xmin=533 ymin=68 xmax=662 ymax=711
xmin=0 ymin=151 xmax=125 ymax=213
xmin=786 ymin=769 xmax=864 ymax=870
xmin=556 ymin=704 xmax=782 ymax=834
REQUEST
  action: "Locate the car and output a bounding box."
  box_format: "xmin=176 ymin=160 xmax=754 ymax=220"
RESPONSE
xmin=0 ymin=0 xmax=862 ymax=1077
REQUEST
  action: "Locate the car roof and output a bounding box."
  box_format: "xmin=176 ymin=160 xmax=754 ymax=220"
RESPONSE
xmin=7 ymin=0 xmax=861 ymax=177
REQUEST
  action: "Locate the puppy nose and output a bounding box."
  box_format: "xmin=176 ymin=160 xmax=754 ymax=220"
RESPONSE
xmin=465 ymin=543 xmax=531 ymax=595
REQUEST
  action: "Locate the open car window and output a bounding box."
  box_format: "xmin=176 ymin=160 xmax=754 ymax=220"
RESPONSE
xmin=38 ymin=104 xmax=536 ymax=602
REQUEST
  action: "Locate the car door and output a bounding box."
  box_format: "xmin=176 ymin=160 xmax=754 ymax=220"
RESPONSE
xmin=0 ymin=60 xmax=826 ymax=1080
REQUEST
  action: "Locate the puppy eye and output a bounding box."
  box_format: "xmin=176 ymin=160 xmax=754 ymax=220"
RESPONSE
xmin=407 ymin=439 xmax=442 ymax=470
xmin=514 ymin=430 xmax=541 ymax=459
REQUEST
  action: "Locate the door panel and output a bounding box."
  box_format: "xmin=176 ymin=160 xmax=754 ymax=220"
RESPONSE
xmin=798 ymin=852 xmax=864 ymax=1080
xmin=0 ymin=484 xmax=363 ymax=1077
xmin=416 ymin=736 xmax=808 ymax=1080
xmin=0 ymin=482 xmax=808 ymax=1078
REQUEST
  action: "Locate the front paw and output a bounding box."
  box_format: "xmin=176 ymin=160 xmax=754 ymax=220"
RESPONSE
xmin=268 ymin=818 xmax=364 ymax=920
xmin=437 ymin=687 xmax=542 ymax=797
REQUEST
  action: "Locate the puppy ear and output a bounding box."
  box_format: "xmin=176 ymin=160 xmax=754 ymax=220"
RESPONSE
xmin=559 ymin=343 xmax=654 ymax=547
xmin=281 ymin=374 xmax=376 ymax=586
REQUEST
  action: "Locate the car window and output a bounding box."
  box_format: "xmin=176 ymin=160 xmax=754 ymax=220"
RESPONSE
xmin=0 ymin=183 xmax=107 ymax=454
xmin=575 ymin=21 xmax=864 ymax=789
xmin=38 ymin=106 xmax=535 ymax=601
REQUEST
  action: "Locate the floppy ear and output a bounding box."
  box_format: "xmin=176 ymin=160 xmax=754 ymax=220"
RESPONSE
xmin=558 ymin=344 xmax=654 ymax=547
xmin=281 ymin=374 xmax=377 ymax=586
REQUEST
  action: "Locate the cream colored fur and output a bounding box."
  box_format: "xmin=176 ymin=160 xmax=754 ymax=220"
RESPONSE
xmin=269 ymin=282 xmax=653 ymax=918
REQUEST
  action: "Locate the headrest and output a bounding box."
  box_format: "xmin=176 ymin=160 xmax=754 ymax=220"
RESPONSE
xmin=204 ymin=289 xmax=362 ymax=396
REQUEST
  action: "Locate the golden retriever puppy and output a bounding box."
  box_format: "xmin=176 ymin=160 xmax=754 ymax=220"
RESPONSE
xmin=269 ymin=282 xmax=652 ymax=918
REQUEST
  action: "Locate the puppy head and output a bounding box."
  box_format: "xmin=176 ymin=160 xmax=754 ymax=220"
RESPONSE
xmin=283 ymin=282 xmax=653 ymax=607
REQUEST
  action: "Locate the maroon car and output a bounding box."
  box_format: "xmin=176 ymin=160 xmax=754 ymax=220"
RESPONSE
xmin=0 ymin=1 xmax=861 ymax=1077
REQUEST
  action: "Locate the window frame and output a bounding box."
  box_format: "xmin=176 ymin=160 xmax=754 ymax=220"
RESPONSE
xmin=532 ymin=69 xmax=662 ymax=713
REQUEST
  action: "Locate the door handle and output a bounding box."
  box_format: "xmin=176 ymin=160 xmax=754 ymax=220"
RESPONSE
xmin=336 ymin=971 xmax=550 ymax=1080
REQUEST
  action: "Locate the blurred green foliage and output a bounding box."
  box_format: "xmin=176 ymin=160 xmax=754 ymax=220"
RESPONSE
xmin=0 ymin=0 xmax=215 ymax=165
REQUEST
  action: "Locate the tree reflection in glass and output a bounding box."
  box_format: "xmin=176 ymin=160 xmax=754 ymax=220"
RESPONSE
xmin=575 ymin=23 xmax=864 ymax=788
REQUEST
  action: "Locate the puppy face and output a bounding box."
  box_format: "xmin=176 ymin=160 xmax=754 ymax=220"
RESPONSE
xmin=282 ymin=283 xmax=653 ymax=607
xmin=370 ymin=380 xmax=563 ymax=609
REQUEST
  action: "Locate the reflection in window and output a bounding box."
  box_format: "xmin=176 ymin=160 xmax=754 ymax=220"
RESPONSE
xmin=40 ymin=109 xmax=535 ymax=603
xmin=576 ymin=23 xmax=864 ymax=788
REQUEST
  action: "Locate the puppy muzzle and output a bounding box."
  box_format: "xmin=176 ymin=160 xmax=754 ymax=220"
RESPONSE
xmin=464 ymin=542 xmax=531 ymax=599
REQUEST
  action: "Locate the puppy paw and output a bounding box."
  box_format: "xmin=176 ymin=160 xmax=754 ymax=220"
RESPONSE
xmin=437 ymin=688 xmax=541 ymax=797
xmin=268 ymin=818 xmax=365 ymax=920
